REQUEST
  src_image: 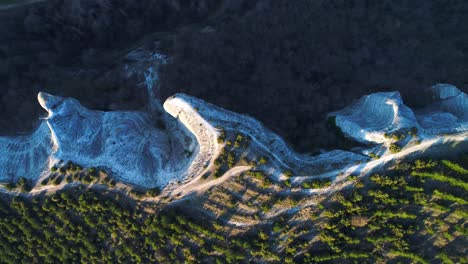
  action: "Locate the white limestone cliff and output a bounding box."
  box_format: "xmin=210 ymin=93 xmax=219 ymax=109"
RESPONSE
xmin=0 ymin=83 xmax=466 ymax=189
xmin=0 ymin=122 xmax=52 ymax=182
xmin=17 ymin=92 xmax=194 ymax=187
xmin=331 ymin=84 xmax=468 ymax=145
xmin=165 ymin=93 xmax=368 ymax=175
xmin=330 ymin=91 xmax=418 ymax=144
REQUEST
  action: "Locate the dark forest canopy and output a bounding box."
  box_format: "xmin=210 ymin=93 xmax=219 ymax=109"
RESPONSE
xmin=0 ymin=0 xmax=467 ymax=153
xmin=159 ymin=0 xmax=468 ymax=152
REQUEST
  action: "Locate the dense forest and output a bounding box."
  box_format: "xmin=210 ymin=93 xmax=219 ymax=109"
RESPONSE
xmin=0 ymin=0 xmax=467 ymax=153
xmin=159 ymin=0 xmax=468 ymax=152
xmin=0 ymin=155 xmax=466 ymax=263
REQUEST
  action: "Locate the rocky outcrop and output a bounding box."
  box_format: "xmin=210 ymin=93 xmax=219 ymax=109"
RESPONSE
xmin=330 ymin=92 xmax=418 ymax=144
xmin=165 ymin=93 xmax=368 ymax=175
xmin=164 ymin=95 xmax=221 ymax=182
xmin=0 ymin=84 xmax=466 ymax=188
xmin=0 ymin=92 xmax=195 ymax=186
xmin=417 ymin=84 xmax=468 ymax=135
xmin=331 ymin=84 xmax=468 ymax=145
xmin=0 ymin=122 xmax=52 ymax=182
xmin=429 ymin=84 xmax=467 ymax=120
xmin=0 ymin=91 xmax=367 ymax=186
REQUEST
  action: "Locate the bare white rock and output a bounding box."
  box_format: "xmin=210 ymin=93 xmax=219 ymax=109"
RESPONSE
xmin=0 ymin=122 xmax=52 ymax=182
xmin=19 ymin=92 xmax=193 ymax=187
xmin=0 ymin=84 xmax=466 ymax=188
xmin=332 ymin=84 xmax=468 ymax=144
xmin=330 ymin=91 xmax=418 ymax=144
xmin=417 ymin=84 xmax=467 ymax=136
xmin=429 ymin=83 xmax=467 ymax=120
xmin=165 ymin=93 xmax=368 ymax=175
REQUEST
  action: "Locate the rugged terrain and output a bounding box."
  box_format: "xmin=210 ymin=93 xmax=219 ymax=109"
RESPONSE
xmin=0 ymin=84 xmax=466 ymax=194
xmin=0 ymin=86 xmax=466 ymax=262
xmin=0 ymin=149 xmax=466 ymax=263
xmin=0 ymin=1 xmax=467 ymax=263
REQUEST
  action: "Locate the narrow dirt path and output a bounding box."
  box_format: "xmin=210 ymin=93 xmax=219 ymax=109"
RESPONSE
xmin=170 ymin=166 xmax=251 ymax=197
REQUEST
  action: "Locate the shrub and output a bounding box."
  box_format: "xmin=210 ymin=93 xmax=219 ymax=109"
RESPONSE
xmin=130 ymin=189 xmax=145 ymax=198
xmin=82 ymin=174 xmax=93 ymax=184
xmin=52 ymin=176 xmax=63 ymax=186
xmin=217 ymin=128 xmax=226 ymax=143
xmin=4 ymin=182 xmax=16 ymax=191
xmin=227 ymin=153 xmax=235 ymax=168
xmin=247 ymin=170 xmax=265 ymax=179
xmin=108 ymin=179 xmax=116 ymax=187
xmin=413 ymin=159 xmax=437 ymax=170
xmin=304 ymin=179 xmax=333 ymax=189
xmin=389 ymin=143 xmax=401 ymax=153
xmin=258 ymin=157 xmax=268 ymax=165
xmin=88 ymin=167 xmax=97 ymax=176
xmin=213 ymin=169 xmax=223 ymax=178
xmin=147 ymin=187 xmax=161 ymax=197
xmin=41 ymin=178 xmax=50 ymax=186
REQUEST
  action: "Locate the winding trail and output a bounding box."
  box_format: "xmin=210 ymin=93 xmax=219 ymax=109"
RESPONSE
xmin=162 ymin=94 xmax=467 ymax=203
xmin=170 ymin=166 xmax=251 ymax=198
xmin=167 ymin=94 xmax=367 ymax=175
xmin=0 ymin=89 xmax=466 ymax=212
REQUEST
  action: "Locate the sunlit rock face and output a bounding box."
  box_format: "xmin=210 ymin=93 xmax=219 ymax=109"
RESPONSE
xmin=0 ymin=84 xmax=466 ymax=187
xmin=165 ymin=93 xmax=368 ymax=175
xmin=331 ymin=92 xmax=418 ymax=144
xmin=0 ymin=123 xmax=52 ymax=182
xmin=0 ymin=92 xmax=193 ymax=186
xmin=429 ymin=84 xmax=467 ymax=120
xmin=417 ymin=84 xmax=468 ymax=135
xmin=331 ymin=84 xmax=468 ymax=144
xmin=39 ymin=92 xmax=192 ymax=187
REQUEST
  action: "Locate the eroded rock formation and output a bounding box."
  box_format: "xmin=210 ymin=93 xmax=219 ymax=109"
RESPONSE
xmin=332 ymin=84 xmax=468 ymax=144
xmin=0 ymin=84 xmax=466 ymax=188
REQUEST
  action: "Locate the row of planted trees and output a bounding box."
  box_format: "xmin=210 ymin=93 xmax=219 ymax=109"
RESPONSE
xmin=0 ymin=155 xmax=465 ymax=263
xmin=299 ymin=157 xmax=467 ymax=263
xmin=0 ymin=184 xmax=286 ymax=263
